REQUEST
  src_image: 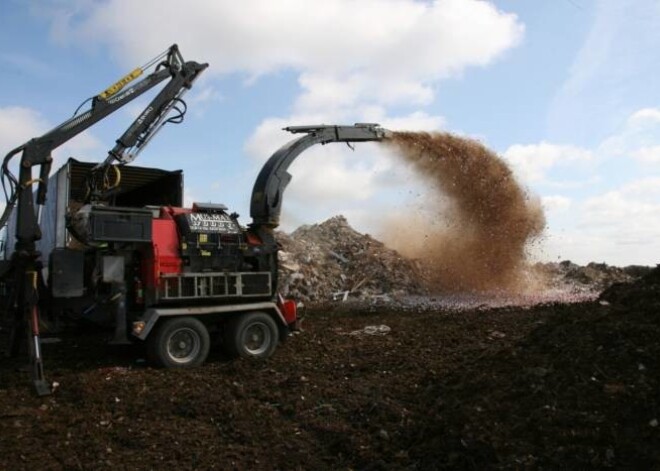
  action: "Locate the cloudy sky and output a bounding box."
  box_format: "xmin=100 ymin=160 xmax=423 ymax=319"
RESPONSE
xmin=1 ymin=0 xmax=659 ymax=266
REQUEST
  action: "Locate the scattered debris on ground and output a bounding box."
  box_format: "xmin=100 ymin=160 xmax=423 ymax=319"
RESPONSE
xmin=1 ymin=268 xmax=659 ymax=469
xmin=535 ymin=260 xmax=651 ymax=293
xmin=347 ymin=324 xmax=391 ymax=336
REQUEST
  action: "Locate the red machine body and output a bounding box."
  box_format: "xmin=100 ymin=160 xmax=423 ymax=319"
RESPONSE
xmin=138 ymin=204 xmax=275 ymax=306
xmin=141 ymin=211 xmax=184 ymax=289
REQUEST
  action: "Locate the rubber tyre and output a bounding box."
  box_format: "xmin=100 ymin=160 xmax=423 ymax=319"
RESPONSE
xmin=147 ymin=317 xmax=210 ymax=368
xmin=224 ymin=312 xmax=279 ymax=360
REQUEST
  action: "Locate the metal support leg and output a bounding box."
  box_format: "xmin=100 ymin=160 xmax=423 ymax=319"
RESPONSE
xmin=25 ymin=271 xmax=50 ymax=396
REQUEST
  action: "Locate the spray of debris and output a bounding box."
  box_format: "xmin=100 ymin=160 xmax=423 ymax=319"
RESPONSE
xmin=382 ymin=131 xmax=546 ymax=293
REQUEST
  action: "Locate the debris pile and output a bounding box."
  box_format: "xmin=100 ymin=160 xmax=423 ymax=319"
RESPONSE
xmin=599 ymin=265 xmax=660 ymax=307
xmin=534 ymin=260 xmax=650 ymax=293
xmin=277 ymin=216 xmax=428 ymax=303
xmin=277 ymin=216 xmax=652 ymax=305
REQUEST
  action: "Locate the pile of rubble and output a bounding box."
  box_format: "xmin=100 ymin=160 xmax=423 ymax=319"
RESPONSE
xmin=276 ymin=215 xmax=653 ymax=305
xmin=534 ymin=260 xmax=652 ymax=293
xmin=600 ymin=264 xmax=660 ymax=307
xmin=276 ymin=216 xmax=428 ymax=304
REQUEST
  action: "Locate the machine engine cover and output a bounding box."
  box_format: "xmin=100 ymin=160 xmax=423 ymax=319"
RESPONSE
xmin=173 ymin=203 xmax=245 ymax=273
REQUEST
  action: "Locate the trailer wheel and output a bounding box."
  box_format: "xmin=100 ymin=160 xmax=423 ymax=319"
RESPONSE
xmin=147 ymin=317 xmax=210 ymax=368
xmin=225 ymin=312 xmax=279 ymax=359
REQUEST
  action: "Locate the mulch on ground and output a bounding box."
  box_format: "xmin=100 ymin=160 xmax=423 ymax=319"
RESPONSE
xmin=0 ymin=270 xmax=659 ymax=470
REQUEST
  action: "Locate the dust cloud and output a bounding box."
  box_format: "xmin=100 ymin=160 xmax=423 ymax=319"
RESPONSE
xmin=381 ymin=131 xmax=546 ymax=293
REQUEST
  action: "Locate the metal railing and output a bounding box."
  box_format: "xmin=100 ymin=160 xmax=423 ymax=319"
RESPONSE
xmin=159 ymin=271 xmax=271 ymax=300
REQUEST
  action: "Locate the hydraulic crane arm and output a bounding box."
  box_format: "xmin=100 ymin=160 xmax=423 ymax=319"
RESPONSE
xmin=0 ymin=44 xmax=207 ymax=396
xmin=1 ymin=44 xmax=207 ymax=238
xmin=249 ymin=123 xmax=390 ymax=229
xmin=86 ymin=51 xmax=208 ymax=200
xmin=103 ymin=54 xmax=207 ymax=167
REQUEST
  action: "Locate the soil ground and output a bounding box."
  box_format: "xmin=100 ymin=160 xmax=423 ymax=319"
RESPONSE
xmin=0 ymin=294 xmax=659 ymax=470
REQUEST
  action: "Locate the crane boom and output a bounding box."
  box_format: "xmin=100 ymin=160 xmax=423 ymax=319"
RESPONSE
xmin=0 ymin=44 xmax=207 ymax=395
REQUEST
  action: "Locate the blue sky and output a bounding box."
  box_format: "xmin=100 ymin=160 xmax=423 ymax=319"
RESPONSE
xmin=1 ymin=0 xmax=659 ymax=265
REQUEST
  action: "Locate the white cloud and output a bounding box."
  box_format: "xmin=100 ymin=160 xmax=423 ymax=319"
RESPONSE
xmin=0 ymin=106 xmax=102 ymax=174
xmin=244 ymin=116 xmax=313 ymax=162
xmin=503 ymin=142 xmax=592 ymax=183
xmin=46 ymin=0 xmax=522 ymax=114
xmin=294 ymin=73 xmax=436 ymax=112
xmin=541 ymin=191 xmax=660 ymax=265
xmin=0 ymin=107 xmax=48 ymax=151
xmin=284 ymin=147 xmax=380 ymax=203
xmin=542 ymin=195 xmax=571 ymax=212
xmin=633 ymin=145 xmax=660 ymax=164
xmin=50 ymin=0 xmax=523 ymax=80
xmin=599 ymin=106 xmax=660 ymax=161
xmin=581 ymin=189 xmax=660 ymax=228
xmin=618 ymin=177 xmax=660 ymax=198
xmin=597 ymin=108 xmax=660 ymax=165
xmin=628 ymin=108 xmax=660 ymax=126
xmin=188 ymin=85 xmax=223 ymax=106
xmin=515 ymin=108 xmax=660 ymax=266
xmin=574 ymin=181 xmax=660 ymax=261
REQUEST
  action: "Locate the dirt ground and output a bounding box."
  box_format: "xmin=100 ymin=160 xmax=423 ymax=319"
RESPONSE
xmin=1 ymin=276 xmax=659 ymax=470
